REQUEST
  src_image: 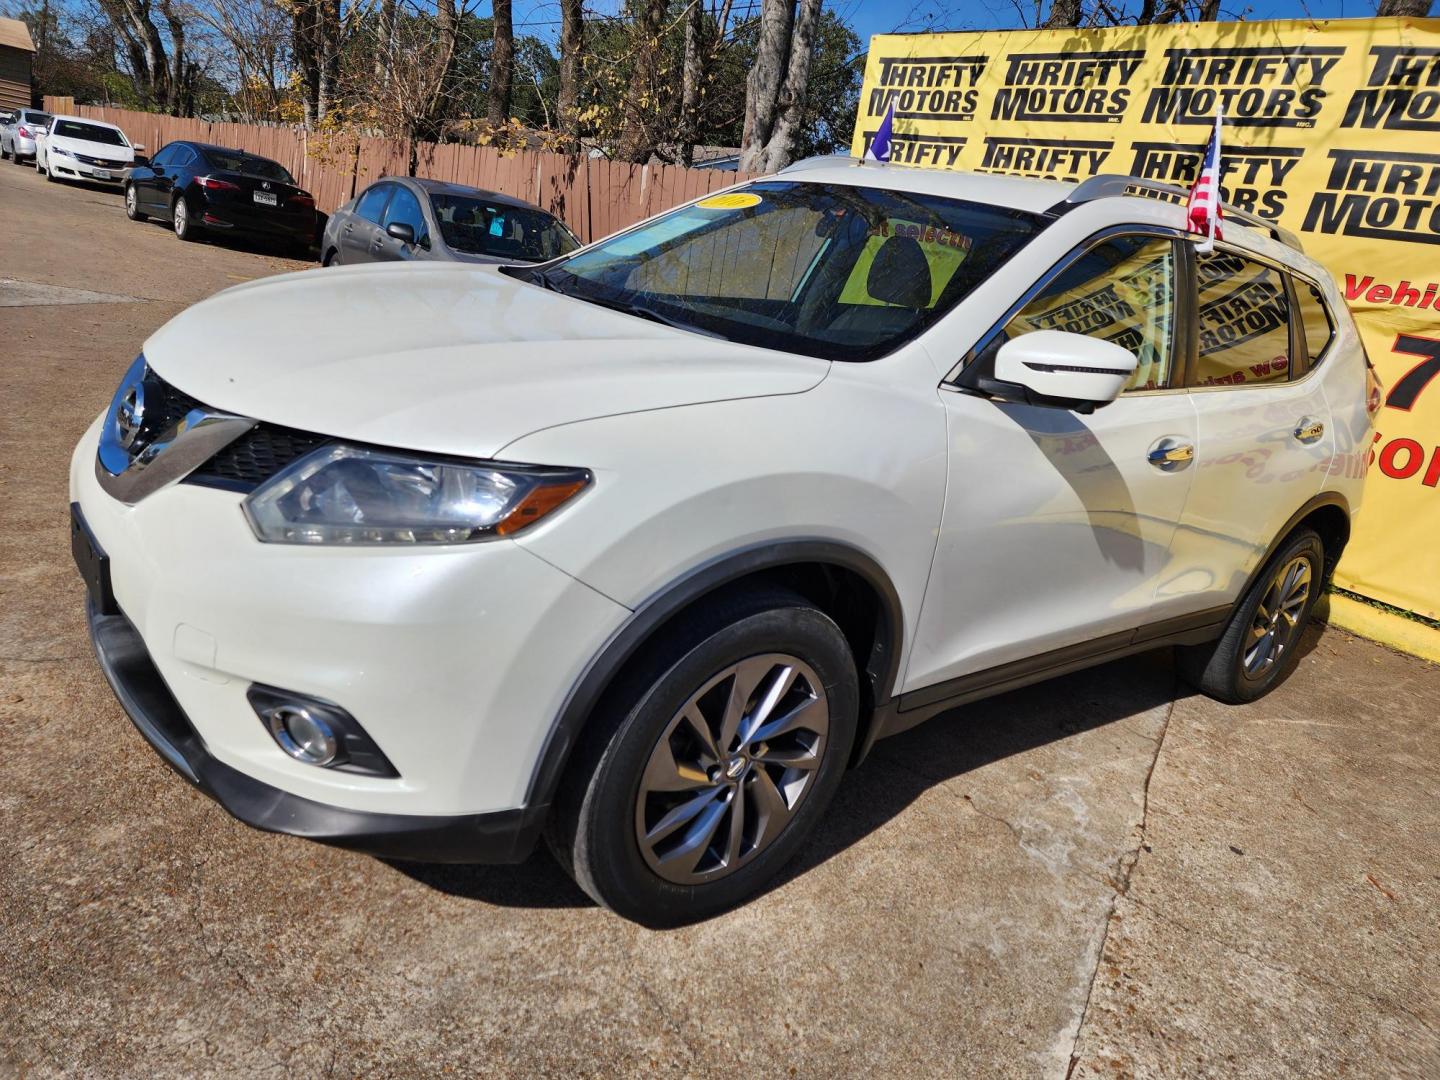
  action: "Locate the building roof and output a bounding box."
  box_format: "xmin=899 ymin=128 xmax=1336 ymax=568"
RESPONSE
xmin=0 ymin=17 xmax=36 ymax=52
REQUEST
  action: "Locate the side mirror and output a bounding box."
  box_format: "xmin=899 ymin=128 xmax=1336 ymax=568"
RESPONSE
xmin=993 ymin=330 xmax=1138 ymax=409
xmin=386 ymin=221 xmax=416 ymax=245
xmin=132 ymin=143 xmax=145 ymax=152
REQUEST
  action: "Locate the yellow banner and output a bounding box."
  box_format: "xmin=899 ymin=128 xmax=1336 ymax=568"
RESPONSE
xmin=853 ymin=17 xmax=1440 ymax=619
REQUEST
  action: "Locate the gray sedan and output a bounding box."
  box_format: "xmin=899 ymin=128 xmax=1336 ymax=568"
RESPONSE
xmin=321 ymin=176 xmax=579 ymax=267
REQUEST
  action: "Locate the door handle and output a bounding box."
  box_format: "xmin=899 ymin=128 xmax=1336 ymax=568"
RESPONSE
xmin=1294 ymin=417 xmax=1325 ymax=444
xmin=1147 ymin=437 xmax=1195 ymax=471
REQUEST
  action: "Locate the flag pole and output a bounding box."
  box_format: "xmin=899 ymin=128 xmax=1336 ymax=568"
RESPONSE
xmin=1195 ymin=109 xmax=1223 ymax=255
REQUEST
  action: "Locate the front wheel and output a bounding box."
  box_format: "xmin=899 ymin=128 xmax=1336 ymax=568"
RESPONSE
xmin=548 ymin=587 xmax=858 ymax=926
xmin=124 ymin=184 xmax=147 ymax=221
xmin=1177 ymin=528 xmax=1325 ymax=704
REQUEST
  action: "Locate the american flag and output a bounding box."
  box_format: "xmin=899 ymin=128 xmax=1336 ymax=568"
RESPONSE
xmin=1187 ymin=112 xmax=1224 ymax=251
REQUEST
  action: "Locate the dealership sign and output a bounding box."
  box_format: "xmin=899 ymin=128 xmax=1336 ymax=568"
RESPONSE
xmin=853 ymin=17 xmax=1440 ymax=619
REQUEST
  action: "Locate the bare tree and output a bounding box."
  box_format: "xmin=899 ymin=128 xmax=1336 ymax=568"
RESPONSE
xmin=487 ymin=0 xmax=514 ymax=126
xmin=190 ymin=0 xmax=291 ymax=119
xmin=738 ymin=0 xmax=823 ymax=173
xmin=1377 ymin=0 xmax=1432 ymax=15
xmin=1043 ymin=0 xmax=1080 ymax=26
xmin=557 ymin=0 xmax=583 ymax=148
xmin=614 ymin=0 xmax=667 ymax=161
xmin=97 ymin=0 xmax=172 ymax=107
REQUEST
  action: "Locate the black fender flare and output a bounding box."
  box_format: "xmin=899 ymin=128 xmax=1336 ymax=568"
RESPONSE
xmin=522 ymin=539 xmax=906 ymax=813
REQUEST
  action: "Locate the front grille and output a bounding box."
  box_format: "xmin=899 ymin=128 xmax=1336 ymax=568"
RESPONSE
xmin=186 ymin=424 xmax=332 ymax=492
xmin=76 ymin=153 xmax=125 ymax=168
xmin=137 ymin=373 xmax=206 ymax=445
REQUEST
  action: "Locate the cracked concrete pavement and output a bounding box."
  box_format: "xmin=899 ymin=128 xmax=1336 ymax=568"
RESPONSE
xmin=2 ymin=161 xmax=1438 ymax=1079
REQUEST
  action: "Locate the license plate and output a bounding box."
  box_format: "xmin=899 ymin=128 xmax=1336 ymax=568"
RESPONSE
xmin=93 ymin=169 xmax=110 ymax=180
xmin=253 ymin=191 xmax=278 ymax=206
xmin=71 ymin=503 xmax=118 ymax=615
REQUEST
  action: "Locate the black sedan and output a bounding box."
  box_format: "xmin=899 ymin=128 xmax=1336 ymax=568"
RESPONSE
xmin=125 ymin=141 xmax=317 ymax=254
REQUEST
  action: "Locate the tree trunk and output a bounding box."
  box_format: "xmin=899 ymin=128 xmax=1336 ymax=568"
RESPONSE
xmin=488 ymin=0 xmax=514 ymax=127
xmin=614 ymin=0 xmax=666 ymax=162
xmin=376 ymin=0 xmax=397 ymax=88
xmin=1043 ymin=0 xmax=1082 ymax=27
xmin=292 ymin=0 xmax=320 ymax=126
xmin=679 ymin=0 xmax=703 ymax=166
xmin=558 ymin=0 xmax=583 ymax=148
xmin=1377 ymin=0 xmax=1432 ymax=15
xmin=738 ymin=0 xmax=823 ymax=174
xmin=159 ymin=0 xmax=185 ymax=114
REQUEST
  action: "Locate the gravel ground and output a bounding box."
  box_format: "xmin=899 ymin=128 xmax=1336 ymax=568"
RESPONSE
xmin=2 ymin=162 xmax=1437 ymax=1079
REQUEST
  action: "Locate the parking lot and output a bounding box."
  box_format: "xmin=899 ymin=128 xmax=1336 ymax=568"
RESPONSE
xmin=1 ymin=161 xmax=1437 ymax=1078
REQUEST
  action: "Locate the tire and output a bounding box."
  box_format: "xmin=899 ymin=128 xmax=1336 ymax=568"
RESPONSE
xmin=124 ymin=184 xmax=147 ymax=222
xmin=173 ymin=195 xmax=198 ymax=241
xmin=322 ymin=247 xmax=338 ymax=267
xmin=1177 ymin=528 xmax=1326 ymax=705
xmin=547 ymin=586 xmax=859 ymax=926
xmin=1 ymin=142 xmax=8 ymax=160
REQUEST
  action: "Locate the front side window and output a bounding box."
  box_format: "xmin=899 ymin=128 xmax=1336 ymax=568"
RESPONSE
xmin=987 ymin=234 xmax=1178 ymax=392
xmin=1295 ymin=279 xmax=1335 ymax=370
xmin=383 ymin=186 xmax=428 ymax=236
xmin=1193 ymin=251 xmax=1292 ymax=386
xmin=355 ymin=184 xmax=393 ymax=224
xmin=52 ymin=120 xmax=127 ymax=146
xmin=431 ymin=194 xmax=576 ymax=262
xmin=528 ymin=180 xmax=1045 ymax=361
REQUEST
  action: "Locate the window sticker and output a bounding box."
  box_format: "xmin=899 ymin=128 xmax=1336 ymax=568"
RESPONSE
xmin=695 ymin=192 xmax=763 ymax=211
xmin=838 ymin=219 xmax=975 ymax=308
xmin=488 ymin=212 xmax=506 ymax=237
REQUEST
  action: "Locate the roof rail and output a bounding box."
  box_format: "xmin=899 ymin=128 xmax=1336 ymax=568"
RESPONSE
xmin=1053 ymin=174 xmax=1303 ymax=253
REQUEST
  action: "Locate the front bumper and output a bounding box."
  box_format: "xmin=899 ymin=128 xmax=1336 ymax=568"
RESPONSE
xmin=50 ymin=158 xmax=128 ymax=183
xmin=85 ymin=597 xmax=544 ymax=861
xmin=70 ymin=416 xmax=630 ymax=825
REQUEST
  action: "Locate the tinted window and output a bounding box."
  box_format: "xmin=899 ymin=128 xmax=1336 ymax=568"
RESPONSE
xmin=383 ymin=186 xmax=427 ymax=234
xmin=355 ymin=184 xmax=393 ymax=224
xmin=1296 ymin=279 xmax=1335 ymax=370
xmin=538 ymin=181 xmax=1045 ymax=361
xmin=431 ymin=194 xmax=577 ymax=262
xmin=22 ymin=111 xmax=51 ymax=126
xmin=1194 ymin=252 xmax=1292 ymax=386
xmin=52 ymin=120 xmax=127 ymax=146
xmin=149 ymin=145 xmax=176 ymax=169
xmin=997 ymin=235 xmax=1177 ymax=392
xmin=200 ymin=148 xmax=293 ymax=183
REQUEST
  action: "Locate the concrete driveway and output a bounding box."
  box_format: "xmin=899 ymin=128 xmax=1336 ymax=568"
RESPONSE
xmin=1 ymin=162 xmax=1437 ymax=1079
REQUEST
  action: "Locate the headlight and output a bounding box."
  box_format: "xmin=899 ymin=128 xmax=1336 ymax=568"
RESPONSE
xmin=51 ymin=146 xmax=71 ymax=158
xmin=242 ymin=444 xmax=591 ymax=545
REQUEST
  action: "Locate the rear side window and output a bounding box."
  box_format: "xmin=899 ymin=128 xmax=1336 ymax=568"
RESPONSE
xmin=1193 ymin=251 xmax=1292 ymax=387
xmin=992 ymin=234 xmax=1178 ymax=392
xmin=1295 ymin=280 xmax=1335 ymax=370
xmin=355 ymin=184 xmax=393 ymax=224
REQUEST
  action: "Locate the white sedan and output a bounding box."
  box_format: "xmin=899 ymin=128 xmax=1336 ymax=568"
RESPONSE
xmin=35 ymin=115 xmax=137 ymax=185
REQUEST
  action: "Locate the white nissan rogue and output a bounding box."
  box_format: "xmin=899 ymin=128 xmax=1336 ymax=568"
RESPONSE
xmin=71 ymin=158 xmax=1376 ymax=924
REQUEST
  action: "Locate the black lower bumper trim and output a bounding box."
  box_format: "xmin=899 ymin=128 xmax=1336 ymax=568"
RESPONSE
xmin=84 ymin=599 xmax=544 ymax=864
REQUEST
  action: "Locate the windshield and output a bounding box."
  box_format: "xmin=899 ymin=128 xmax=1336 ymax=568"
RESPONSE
xmin=53 ymin=120 xmax=126 ymax=146
xmin=201 ymin=149 xmax=294 ymax=184
xmin=430 ymin=194 xmax=577 ymax=262
xmin=531 ymin=181 xmax=1045 ymax=361
xmin=23 ymin=111 xmax=52 ymax=127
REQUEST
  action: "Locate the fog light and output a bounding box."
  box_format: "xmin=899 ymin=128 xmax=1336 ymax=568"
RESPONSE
xmin=268 ymin=705 xmax=339 ymax=765
xmin=247 ymin=684 xmax=398 ymax=777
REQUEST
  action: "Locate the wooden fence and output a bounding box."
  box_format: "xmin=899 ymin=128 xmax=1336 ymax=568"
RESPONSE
xmin=42 ymin=98 xmax=755 ymax=243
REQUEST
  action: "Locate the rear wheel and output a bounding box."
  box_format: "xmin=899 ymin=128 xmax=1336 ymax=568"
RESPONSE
xmin=322 ymin=247 xmax=338 ymax=267
xmin=173 ymin=195 xmax=198 ymax=241
xmin=547 ymin=587 xmax=858 ymax=926
xmin=1177 ymin=529 xmax=1325 ymax=704
xmin=124 ymin=184 xmax=147 ymax=222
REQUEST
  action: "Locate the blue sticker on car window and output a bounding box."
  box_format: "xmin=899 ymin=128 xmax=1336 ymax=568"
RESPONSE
xmin=489 ymin=213 xmax=505 ymax=237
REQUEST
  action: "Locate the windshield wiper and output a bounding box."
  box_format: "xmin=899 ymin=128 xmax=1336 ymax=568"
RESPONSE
xmin=582 ymin=294 xmax=727 ymax=339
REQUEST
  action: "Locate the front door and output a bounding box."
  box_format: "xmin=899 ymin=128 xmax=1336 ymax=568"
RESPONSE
xmin=906 ymin=232 xmax=1200 ymax=692
xmin=341 ymin=183 xmax=394 ymax=263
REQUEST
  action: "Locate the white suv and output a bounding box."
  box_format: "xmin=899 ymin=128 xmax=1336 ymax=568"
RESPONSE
xmin=70 ymin=159 xmax=1375 ymax=924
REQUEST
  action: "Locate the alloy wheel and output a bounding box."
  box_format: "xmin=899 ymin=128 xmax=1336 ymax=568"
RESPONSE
xmin=633 ymin=653 xmax=830 ymax=886
xmin=1242 ymin=556 xmax=1312 ymax=678
xmin=174 ymin=198 xmax=187 ymax=236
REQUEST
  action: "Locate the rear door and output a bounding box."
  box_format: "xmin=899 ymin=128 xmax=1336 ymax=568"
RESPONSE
xmin=908 ymin=230 xmax=1201 ymax=691
xmin=341 ymin=183 xmax=394 ymax=263
xmin=1164 ymin=248 xmax=1334 ymax=612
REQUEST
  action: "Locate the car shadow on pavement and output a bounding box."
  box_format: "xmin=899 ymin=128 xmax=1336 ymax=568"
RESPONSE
xmin=387 ymin=623 xmax=1330 ymax=919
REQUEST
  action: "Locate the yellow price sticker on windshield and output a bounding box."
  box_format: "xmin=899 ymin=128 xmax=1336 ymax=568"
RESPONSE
xmin=696 ymin=192 xmax=762 ymax=211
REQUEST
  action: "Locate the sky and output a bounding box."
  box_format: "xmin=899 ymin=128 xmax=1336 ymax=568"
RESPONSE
xmin=504 ymin=0 xmax=1371 ymax=50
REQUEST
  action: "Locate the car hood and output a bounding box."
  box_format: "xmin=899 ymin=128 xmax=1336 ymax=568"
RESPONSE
xmin=50 ymin=136 xmax=134 ymax=161
xmin=143 ymin=262 xmax=828 ymax=459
